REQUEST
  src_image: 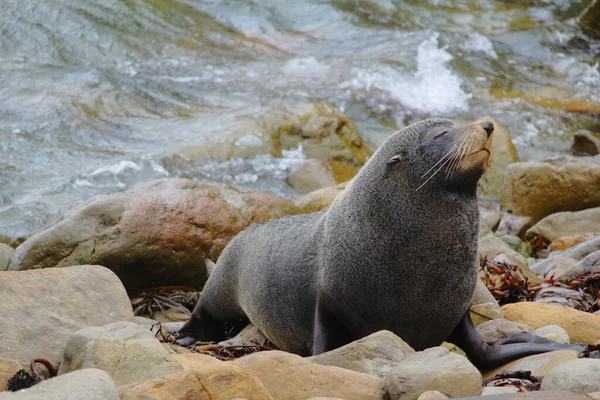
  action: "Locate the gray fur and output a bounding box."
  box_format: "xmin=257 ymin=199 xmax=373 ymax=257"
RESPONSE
xmin=185 ymin=118 xmax=483 ymax=354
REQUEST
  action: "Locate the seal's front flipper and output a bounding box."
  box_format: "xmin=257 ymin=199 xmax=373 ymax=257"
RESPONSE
xmin=447 ymin=311 xmax=585 ymax=370
xmin=311 ymin=298 xmax=353 ymax=356
xmin=176 ymin=307 xmax=226 ymax=344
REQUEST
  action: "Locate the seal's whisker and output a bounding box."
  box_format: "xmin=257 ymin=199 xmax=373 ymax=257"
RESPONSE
xmin=420 ymin=142 xmax=460 ymax=179
xmin=416 ymin=148 xmax=459 ymax=191
xmin=447 ymin=134 xmax=475 ymax=180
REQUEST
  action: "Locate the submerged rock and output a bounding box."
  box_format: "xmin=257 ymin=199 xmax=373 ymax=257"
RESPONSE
xmin=0 ymin=243 xmax=13 ymax=271
xmin=580 ymin=0 xmax=600 ymax=37
xmin=500 ymin=155 xmax=600 ymax=224
xmin=309 ymin=330 xmax=415 ymax=379
xmin=58 ymin=321 xmax=182 ymax=387
xmin=572 ymin=129 xmax=600 ymax=156
xmin=9 ymin=179 xmax=298 ymax=293
xmin=0 ymin=265 xmax=134 ymax=365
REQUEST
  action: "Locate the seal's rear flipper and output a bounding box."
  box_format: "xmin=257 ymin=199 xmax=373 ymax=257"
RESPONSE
xmin=447 ymin=311 xmax=586 ymax=370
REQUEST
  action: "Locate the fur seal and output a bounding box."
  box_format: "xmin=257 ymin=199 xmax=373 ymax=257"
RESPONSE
xmin=179 ymin=118 xmax=580 ymax=368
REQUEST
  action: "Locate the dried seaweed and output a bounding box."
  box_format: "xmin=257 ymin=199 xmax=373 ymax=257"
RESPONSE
xmin=480 ymin=258 xmax=600 ymax=312
xmin=483 ymin=370 xmax=542 ymax=392
xmin=130 ymin=286 xmax=200 ymax=318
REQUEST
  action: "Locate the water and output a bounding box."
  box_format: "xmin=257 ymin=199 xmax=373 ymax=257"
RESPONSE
xmin=1 ymin=0 xmax=599 ymax=238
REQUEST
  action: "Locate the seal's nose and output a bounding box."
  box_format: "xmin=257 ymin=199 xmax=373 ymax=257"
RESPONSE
xmin=482 ymin=121 xmax=494 ymax=138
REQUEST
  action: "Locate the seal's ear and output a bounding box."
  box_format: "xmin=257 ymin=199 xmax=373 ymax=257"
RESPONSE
xmin=388 ymin=155 xmax=401 ymax=165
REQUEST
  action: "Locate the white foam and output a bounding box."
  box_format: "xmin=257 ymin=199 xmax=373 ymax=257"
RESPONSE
xmin=198 ymin=145 xmax=305 ymax=185
xmin=342 ymin=33 xmax=471 ymax=114
xmin=282 ymin=57 xmax=331 ymax=79
xmin=235 ymin=134 xmax=264 ymax=148
xmin=462 ymin=32 xmax=498 ymax=59
xmin=91 ymin=160 xmax=141 ymax=176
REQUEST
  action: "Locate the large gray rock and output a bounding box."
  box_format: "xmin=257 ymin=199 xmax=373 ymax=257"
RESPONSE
xmin=0 ymin=265 xmax=134 ymax=364
xmin=0 ymin=243 xmax=13 ymax=271
xmin=530 ymin=236 xmax=600 ymax=276
xmin=500 ymin=155 xmax=600 ymax=224
xmin=58 ymin=321 xmax=183 ymax=386
xmin=526 ymin=207 xmax=600 ymax=243
xmin=476 ymin=319 xmax=534 ymax=345
xmin=561 ymin=250 xmax=600 ymax=278
xmin=384 ymin=347 xmax=482 ymax=400
xmin=535 ymin=325 xmax=570 ymax=344
xmin=0 ymin=369 xmax=118 ymax=400
xmin=309 ymin=330 xmax=415 ymax=379
xmin=9 ymin=179 xmax=298 ymax=293
xmin=541 ymin=359 xmax=600 ymax=392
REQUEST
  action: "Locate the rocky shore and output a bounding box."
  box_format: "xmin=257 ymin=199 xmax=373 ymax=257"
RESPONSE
xmin=3 ymin=107 xmax=600 ymax=399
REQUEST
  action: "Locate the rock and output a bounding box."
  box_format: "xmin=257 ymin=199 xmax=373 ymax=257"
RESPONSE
xmin=385 ymin=347 xmax=481 ymax=400
xmin=286 ymin=158 xmax=338 ymax=194
xmin=526 ymin=207 xmax=600 ymax=244
xmin=417 ymin=391 xmax=451 ymax=399
xmin=470 ymin=303 xmax=505 ymax=327
xmin=235 ymin=350 xmax=386 ymax=400
xmin=478 ymin=232 xmax=541 ymax=284
xmin=542 ymin=359 xmax=600 ymax=392
xmin=495 ymin=213 xmax=531 ymax=238
xmin=9 ymin=179 xmax=298 ymax=293
xmin=0 ymin=358 xmax=24 ymax=391
xmin=481 ymin=387 xmax=520 ymax=396
xmin=535 ymin=325 xmax=570 ymax=344
xmin=530 ymin=236 xmax=600 ymax=276
xmin=561 ymin=250 xmax=600 ymax=278
xmin=479 ymin=202 xmax=501 ymax=231
xmin=58 ymin=321 xmax=183 ymax=386
xmin=455 ymin=391 xmax=594 ymax=399
xmin=122 ymin=353 xmax=273 ymax=399
xmin=0 ymin=265 xmax=134 ymax=364
xmin=481 ymin=349 xmax=578 ymax=379
xmin=502 ymin=302 xmax=600 ymax=344
xmin=580 ymin=0 xmax=600 ymax=37
xmin=500 ymin=155 xmax=600 ymax=224
xmin=475 ymin=116 xmax=520 ymax=200
xmin=0 ymin=243 xmax=13 ymax=271
xmin=573 ymin=130 xmax=600 ymax=156
xmin=550 ymin=233 xmax=600 ymax=252
xmin=0 ymin=369 xmax=119 ymax=400
xmin=296 ymin=182 xmax=347 ymax=214
xmin=272 ymin=104 xmax=372 ymax=173
xmin=476 ymin=319 xmax=534 ymax=345
xmin=309 ymin=330 xmax=415 ymax=379
xmin=218 ymin=323 xmax=270 ymax=347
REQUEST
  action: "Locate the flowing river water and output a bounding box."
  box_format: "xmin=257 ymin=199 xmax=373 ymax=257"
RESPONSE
xmin=1 ymin=0 xmax=599 ymax=238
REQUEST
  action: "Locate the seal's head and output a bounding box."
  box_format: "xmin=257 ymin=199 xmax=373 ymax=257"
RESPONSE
xmin=383 ymin=118 xmax=494 ymax=193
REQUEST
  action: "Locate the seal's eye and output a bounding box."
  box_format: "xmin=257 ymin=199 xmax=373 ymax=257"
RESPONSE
xmin=433 ymin=130 xmax=449 ymax=139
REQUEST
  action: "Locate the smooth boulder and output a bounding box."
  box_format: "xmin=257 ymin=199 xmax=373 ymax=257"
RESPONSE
xmin=384 ymin=347 xmax=482 ymax=400
xmin=0 ymin=244 xmax=13 ymax=271
xmin=526 ymin=207 xmax=600 ymax=243
xmin=500 ymin=155 xmax=600 ymax=224
xmin=0 ymin=265 xmax=134 ymax=364
xmin=58 ymin=321 xmax=182 ymax=386
xmin=481 ymin=350 xmax=578 ymax=379
xmin=309 ymin=330 xmax=415 ymax=379
xmin=541 ymin=359 xmax=600 ymax=392
xmin=9 ymin=179 xmax=298 ymax=292
xmin=0 ymin=369 xmax=119 ymax=400
xmin=234 ymin=350 xmax=386 ymax=400
xmin=476 ymin=319 xmax=534 ymax=345
xmin=502 ymin=302 xmax=600 ymax=344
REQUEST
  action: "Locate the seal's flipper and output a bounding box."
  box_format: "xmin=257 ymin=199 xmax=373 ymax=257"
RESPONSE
xmin=177 ymin=306 xmax=227 ymax=343
xmin=311 ymin=298 xmax=354 ymax=356
xmin=447 ymin=311 xmax=585 ymax=370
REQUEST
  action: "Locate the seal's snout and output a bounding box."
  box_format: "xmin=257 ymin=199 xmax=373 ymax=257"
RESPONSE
xmin=482 ymin=122 xmax=494 ymax=137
